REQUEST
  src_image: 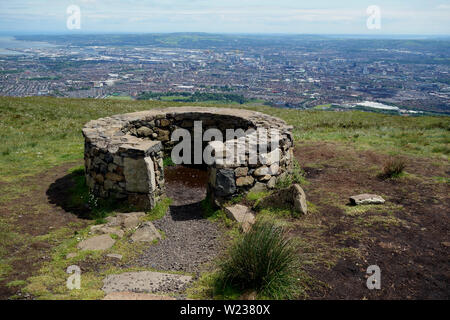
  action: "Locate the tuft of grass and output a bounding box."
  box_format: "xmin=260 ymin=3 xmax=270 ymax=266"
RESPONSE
xmin=163 ymin=156 xmax=175 ymax=167
xmin=246 ymin=191 xmax=270 ymax=202
xmin=380 ymin=157 xmax=406 ymax=179
xmin=143 ymin=197 xmax=172 ymax=221
xmin=6 ymin=279 xmax=27 ymax=288
xmin=276 ymin=159 xmax=307 ymax=189
xmin=216 ymin=220 xmax=300 ymax=299
xmin=201 ymin=196 xmax=233 ymax=226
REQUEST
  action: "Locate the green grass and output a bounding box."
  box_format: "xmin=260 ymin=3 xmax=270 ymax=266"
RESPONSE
xmin=0 ymin=95 xmax=448 ymax=299
xmin=162 ymin=156 xmax=175 ymax=167
xmin=0 ymin=96 xmax=448 ymax=184
xmin=201 ymin=196 xmax=233 ymax=226
xmin=143 ymin=197 xmax=172 ymax=221
xmin=215 ymin=220 xmax=301 ymax=299
xmin=105 ymin=95 xmax=133 ymax=101
xmin=313 ymin=104 xmax=332 ymax=110
xmin=275 ymin=159 xmax=308 ymax=189
xmin=246 ymin=191 xmax=270 ymax=202
xmin=379 ymin=157 xmax=407 ymax=179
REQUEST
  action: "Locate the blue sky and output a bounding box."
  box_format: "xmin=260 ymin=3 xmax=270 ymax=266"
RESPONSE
xmin=0 ymin=0 xmax=449 ymax=35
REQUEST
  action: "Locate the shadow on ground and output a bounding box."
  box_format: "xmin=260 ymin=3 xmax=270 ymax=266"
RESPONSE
xmin=46 ymin=170 xmax=94 ymax=219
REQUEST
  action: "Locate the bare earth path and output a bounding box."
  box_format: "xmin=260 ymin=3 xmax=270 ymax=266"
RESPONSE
xmin=0 ymin=161 xmax=88 ymax=299
xmin=134 ymin=165 xmax=223 ymax=273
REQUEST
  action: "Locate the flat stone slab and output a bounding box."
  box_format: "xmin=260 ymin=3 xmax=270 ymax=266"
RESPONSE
xmin=350 ymin=194 xmax=385 ymax=205
xmin=102 ymin=271 xmax=192 ymax=294
xmin=106 ymin=212 xmax=145 ymax=229
xmin=106 ymin=253 xmax=123 ymax=260
xmin=77 ymin=234 xmax=116 ymax=251
xmin=131 ymin=222 xmax=162 ymax=242
xmin=90 ymin=225 xmax=124 ymax=238
xmin=103 ymin=292 xmax=176 ymax=300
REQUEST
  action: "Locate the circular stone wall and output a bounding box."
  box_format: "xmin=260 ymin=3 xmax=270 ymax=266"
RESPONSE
xmin=82 ymin=107 xmax=294 ymax=210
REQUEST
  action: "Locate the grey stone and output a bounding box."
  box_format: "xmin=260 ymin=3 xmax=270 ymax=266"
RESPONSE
xmin=254 ymin=166 xmax=270 ymax=176
xmin=350 ymin=194 xmax=385 ymax=205
xmin=90 ymin=224 xmax=124 ymax=238
xmin=292 ymin=184 xmax=308 ymax=215
xmin=234 ymin=167 xmax=249 ymax=177
xmin=215 ymin=169 xmax=236 ymax=197
xmin=106 ymin=253 xmax=123 ymax=260
xmin=267 ymin=176 xmax=276 ymax=189
xmin=113 ymin=156 xmax=123 ymax=166
xmin=77 ymin=234 xmax=116 ymax=251
xmin=256 ymin=184 xmax=307 ymax=215
xmin=249 ymin=182 xmax=267 ymax=193
xmin=225 ymin=204 xmax=255 ymax=233
xmin=136 ymin=126 xmax=153 ymax=137
xmin=122 ymin=214 xmax=143 ymax=229
xmin=236 ymin=176 xmax=254 ymax=187
xmin=124 ymin=157 xmax=156 ymax=193
xmin=269 ymin=163 xmax=280 ymax=175
xmin=105 ymin=172 xmax=123 ymax=182
xmin=131 ymin=222 xmax=162 ymax=243
xmin=102 ymin=271 xmax=192 ymax=294
xmin=258 ymin=175 xmax=271 ymax=182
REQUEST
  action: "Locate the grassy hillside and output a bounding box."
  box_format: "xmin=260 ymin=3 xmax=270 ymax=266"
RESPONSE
xmin=0 ymin=96 xmax=448 ymax=300
xmin=0 ymin=96 xmax=448 ymax=183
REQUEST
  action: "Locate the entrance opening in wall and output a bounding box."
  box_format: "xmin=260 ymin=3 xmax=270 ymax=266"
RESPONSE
xmin=164 ymin=164 xmax=208 ymax=207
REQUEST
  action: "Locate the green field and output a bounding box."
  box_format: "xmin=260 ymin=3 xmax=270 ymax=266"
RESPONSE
xmin=0 ymin=96 xmax=448 ymax=183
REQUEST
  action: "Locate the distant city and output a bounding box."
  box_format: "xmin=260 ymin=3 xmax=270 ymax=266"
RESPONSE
xmin=0 ymin=33 xmax=449 ymax=115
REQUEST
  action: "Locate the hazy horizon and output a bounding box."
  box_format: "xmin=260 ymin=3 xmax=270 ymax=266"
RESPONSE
xmin=1 ymin=1 xmax=449 ymax=35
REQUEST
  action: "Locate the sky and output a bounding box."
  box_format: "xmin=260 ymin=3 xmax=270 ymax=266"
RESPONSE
xmin=0 ymin=0 xmax=449 ymax=35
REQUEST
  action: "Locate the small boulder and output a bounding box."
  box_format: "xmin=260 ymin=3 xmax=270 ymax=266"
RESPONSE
xmin=106 ymin=253 xmax=123 ymax=260
xmin=349 ymin=194 xmax=385 ymax=205
xmin=122 ymin=212 xmax=145 ymax=229
xmin=78 ymin=234 xmax=116 ymax=251
xmin=236 ymin=176 xmax=254 ymax=187
xmin=90 ymin=225 xmax=124 ymax=238
xmin=137 ymin=126 xmax=153 ymax=137
xmin=254 ymin=166 xmax=270 ymax=176
xmin=215 ymin=169 xmax=236 ymax=197
xmin=234 ymin=167 xmax=249 ymax=177
xmin=225 ymin=205 xmax=255 ymax=232
xmin=131 ymin=222 xmax=162 ymax=243
xmin=292 ymin=184 xmax=307 ymax=215
xmin=256 ymin=184 xmax=307 ymax=215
